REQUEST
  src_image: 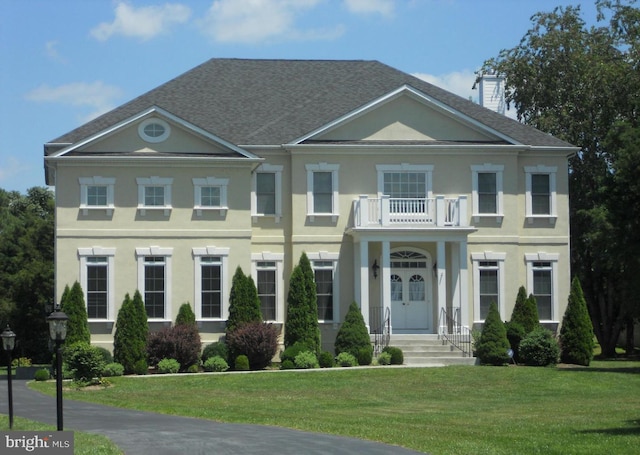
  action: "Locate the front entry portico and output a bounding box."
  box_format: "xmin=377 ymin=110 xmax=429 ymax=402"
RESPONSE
xmin=390 ymin=251 xmax=432 ymax=333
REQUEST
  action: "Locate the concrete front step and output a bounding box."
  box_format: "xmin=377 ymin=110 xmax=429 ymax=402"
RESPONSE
xmin=373 ymin=334 xmax=475 ymax=366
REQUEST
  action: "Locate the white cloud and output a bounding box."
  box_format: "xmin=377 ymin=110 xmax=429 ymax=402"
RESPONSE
xmin=45 ymin=41 xmax=67 ymax=63
xmin=412 ymin=69 xmax=478 ymax=102
xmin=0 ymin=157 xmax=32 ymax=186
xmin=26 ymin=81 xmax=123 ymax=122
xmin=343 ymin=0 xmax=394 ymax=17
xmin=199 ymin=0 xmax=341 ymax=44
xmin=90 ymin=2 xmax=191 ymax=42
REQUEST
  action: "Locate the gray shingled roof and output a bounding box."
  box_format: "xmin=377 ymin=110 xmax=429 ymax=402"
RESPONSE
xmin=48 ymin=59 xmax=574 ymax=149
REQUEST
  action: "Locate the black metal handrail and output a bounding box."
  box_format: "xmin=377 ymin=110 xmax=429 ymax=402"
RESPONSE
xmin=371 ymin=306 xmax=390 ymax=355
xmin=438 ymin=307 xmax=472 ymax=357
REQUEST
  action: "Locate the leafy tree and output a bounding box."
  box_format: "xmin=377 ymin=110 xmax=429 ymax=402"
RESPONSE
xmin=560 ymin=277 xmax=595 ymax=365
xmin=226 ymin=267 xmax=262 ymax=334
xmin=0 ymin=187 xmax=54 ymax=363
xmin=476 ymin=302 xmax=511 ymax=366
xmin=480 ymin=0 xmax=640 ymax=356
xmin=61 ymin=281 xmax=91 ymax=345
xmin=175 ymin=302 xmax=196 ymax=327
xmin=284 ymin=253 xmax=320 ymax=353
xmin=113 ymin=291 xmax=148 ymax=374
xmin=334 ymin=301 xmax=372 ymax=365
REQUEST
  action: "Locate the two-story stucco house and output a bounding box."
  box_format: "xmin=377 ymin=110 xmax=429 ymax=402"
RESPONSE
xmin=44 ymin=59 xmax=576 ymax=358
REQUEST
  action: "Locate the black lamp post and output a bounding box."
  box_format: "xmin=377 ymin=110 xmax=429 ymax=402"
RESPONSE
xmin=1 ymin=325 xmax=16 ymax=430
xmin=47 ymin=309 xmax=68 ymax=431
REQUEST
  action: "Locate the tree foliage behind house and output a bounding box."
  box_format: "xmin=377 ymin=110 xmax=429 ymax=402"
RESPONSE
xmin=0 ymin=187 xmax=54 ymax=363
xmin=60 ymin=281 xmax=91 ymax=345
xmin=284 ymin=253 xmax=320 ymax=353
xmin=480 ymin=0 xmax=640 ymax=356
xmin=113 ymin=291 xmax=148 ymax=374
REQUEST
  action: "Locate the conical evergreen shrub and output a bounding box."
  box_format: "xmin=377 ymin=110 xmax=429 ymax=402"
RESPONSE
xmin=175 ymin=302 xmax=196 ymax=326
xmin=61 ymin=281 xmax=91 ymax=345
xmin=476 ymin=302 xmax=511 ymax=365
xmin=334 ymin=301 xmax=372 ymax=365
xmin=510 ymin=286 xmax=539 ymax=334
xmin=226 ymin=267 xmax=262 ymax=334
xmin=113 ymin=291 xmax=148 ymax=374
xmin=284 ymin=253 xmax=320 ymax=353
xmin=559 ymin=277 xmax=595 ymax=366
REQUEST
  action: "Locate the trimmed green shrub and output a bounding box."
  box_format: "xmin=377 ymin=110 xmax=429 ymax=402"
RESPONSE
xmin=510 ymin=286 xmax=539 ymax=334
xmin=382 ymin=346 xmax=404 ymax=365
xmin=284 ymin=253 xmax=320 ymax=353
xmin=157 ymin=358 xmax=180 ymax=374
xmin=147 ymin=324 xmax=202 ymax=372
xmin=34 ymin=368 xmax=50 ymax=381
xmin=114 ymin=291 xmax=148 ymax=375
xmin=377 ymin=351 xmax=392 ymax=365
xmin=281 ymin=341 xmax=312 ymax=364
xmin=102 ymin=362 xmax=124 ymax=377
xmin=61 ymin=281 xmax=91 ymax=345
xmin=95 ymin=347 xmax=113 ymax=365
xmin=335 ymin=302 xmax=373 ymax=365
xmin=203 ymin=356 xmax=229 ymax=372
xmin=559 ymin=277 xmax=595 ymax=366
xmin=175 ymin=303 xmax=196 ymax=327
xmin=294 ymin=351 xmax=319 ymax=369
xmin=226 ymin=322 xmax=278 ymax=370
xmin=519 ymin=326 xmax=560 ymax=366
xmin=335 ymin=352 xmax=358 ymax=367
xmin=226 ymin=267 xmax=262 ymax=334
xmin=202 ymin=341 xmax=228 ymax=363
xmin=318 ymin=351 xmax=334 ymax=368
xmin=64 ymin=342 xmax=106 ymax=381
xmin=187 ymin=364 xmax=200 ymax=373
xmin=235 ymin=355 xmax=250 ymax=371
xmin=476 ymin=302 xmax=511 ymax=365
xmin=133 ymin=358 xmax=148 ymax=375
xmin=280 ymin=359 xmax=295 ymax=370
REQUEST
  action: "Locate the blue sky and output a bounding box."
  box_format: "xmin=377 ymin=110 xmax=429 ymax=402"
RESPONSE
xmin=0 ymin=0 xmax=600 ymax=193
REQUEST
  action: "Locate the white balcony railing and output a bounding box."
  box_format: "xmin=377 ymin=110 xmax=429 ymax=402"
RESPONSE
xmin=354 ymin=195 xmax=468 ymax=228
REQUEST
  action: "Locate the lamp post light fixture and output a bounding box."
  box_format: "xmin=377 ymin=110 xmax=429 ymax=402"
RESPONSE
xmin=47 ymin=309 xmax=68 ymax=431
xmin=372 ymin=259 xmax=380 ymax=279
xmin=1 ymin=325 xmax=16 ymax=429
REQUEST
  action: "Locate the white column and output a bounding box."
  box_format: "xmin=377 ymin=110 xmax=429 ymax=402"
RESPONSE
xmin=437 ymin=241 xmax=447 ymax=335
xmin=458 ymin=240 xmax=469 ymax=328
xmin=359 ymin=240 xmax=370 ymax=331
xmin=451 ymin=242 xmax=461 ymax=321
xmin=381 ymin=241 xmax=391 ymax=334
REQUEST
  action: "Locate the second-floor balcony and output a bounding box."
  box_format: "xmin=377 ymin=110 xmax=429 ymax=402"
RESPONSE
xmin=353 ymin=195 xmax=469 ymax=228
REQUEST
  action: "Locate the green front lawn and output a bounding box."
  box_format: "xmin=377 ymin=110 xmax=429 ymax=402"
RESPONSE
xmin=30 ymin=361 xmax=640 ymax=455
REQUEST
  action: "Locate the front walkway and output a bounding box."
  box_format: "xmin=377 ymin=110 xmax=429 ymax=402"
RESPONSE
xmin=0 ymin=379 xmax=425 ymax=455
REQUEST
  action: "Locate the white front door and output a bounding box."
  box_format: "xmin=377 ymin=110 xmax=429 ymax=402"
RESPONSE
xmin=390 ymin=252 xmax=432 ymax=333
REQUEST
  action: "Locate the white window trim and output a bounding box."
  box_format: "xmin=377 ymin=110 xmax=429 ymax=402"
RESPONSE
xmin=192 ymin=177 xmax=229 ymax=216
xmin=251 ymin=252 xmax=285 ymax=323
xmin=471 ymin=164 xmax=504 ymax=223
xmin=471 ymin=252 xmax=506 ymax=322
xmin=78 ymin=247 xmax=116 ymax=321
xmin=136 ymin=246 xmax=173 ymax=322
xmin=138 ymin=118 xmax=171 ymax=143
xmin=305 ymin=163 xmax=340 ymax=222
xmin=525 ymin=252 xmax=559 ymax=322
xmin=308 ymin=252 xmax=340 ymax=323
xmin=136 ymin=176 xmax=173 ymax=216
xmin=193 ymin=246 xmax=230 ymax=321
xmin=376 ymin=163 xmax=434 ymax=198
xmin=251 ymin=164 xmax=283 ymax=223
xmin=524 ymin=165 xmax=557 ymax=224
xmin=79 ymin=176 xmax=115 ymax=216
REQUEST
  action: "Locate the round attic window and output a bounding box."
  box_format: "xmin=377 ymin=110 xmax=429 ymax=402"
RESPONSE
xmin=139 ymin=118 xmax=170 ymax=143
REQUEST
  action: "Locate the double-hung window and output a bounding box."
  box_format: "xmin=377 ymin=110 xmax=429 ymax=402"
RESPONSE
xmin=377 ymin=164 xmax=433 ymax=222
xmin=137 ymin=177 xmax=173 ymax=216
xmin=471 ymin=164 xmax=503 ymax=222
xmin=525 ymin=165 xmax=557 ymax=223
xmin=193 ymin=177 xmax=229 ymax=215
xmin=79 ymin=176 xmax=115 ymax=215
xmin=306 ymin=163 xmax=339 ymax=221
xmin=136 ymin=247 xmax=173 ymax=320
xmin=251 ymin=253 xmax=284 ymax=322
xmin=252 ymin=164 xmax=283 ymax=222
xmin=471 ymin=252 xmax=506 ymax=321
xmin=308 ymin=252 xmax=339 ymax=322
xmin=525 ymin=253 xmax=559 ymax=321
xmin=193 ymin=247 xmax=229 ymax=320
xmin=78 ymin=247 xmax=115 ymax=320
